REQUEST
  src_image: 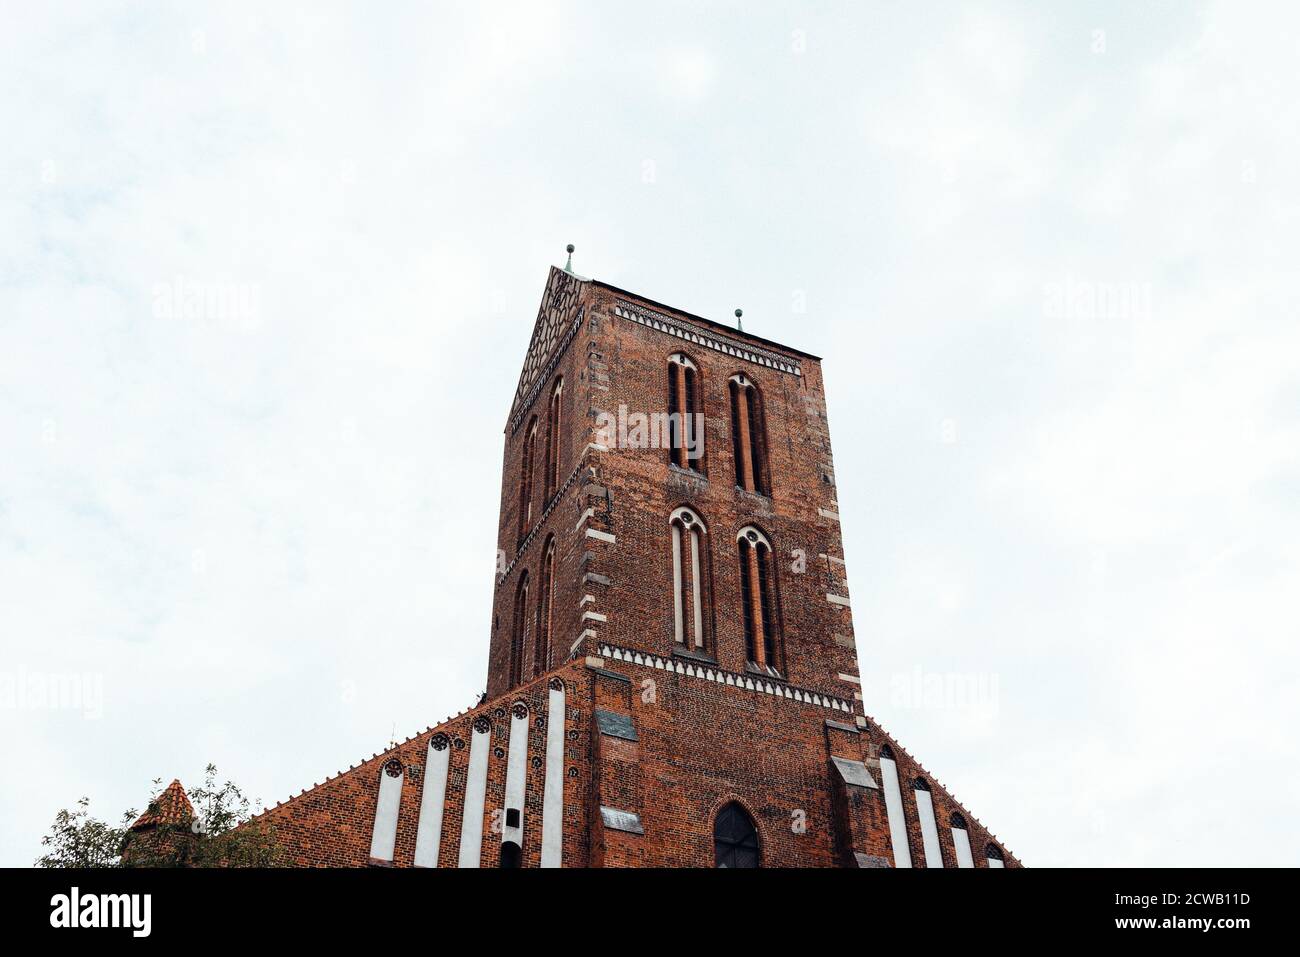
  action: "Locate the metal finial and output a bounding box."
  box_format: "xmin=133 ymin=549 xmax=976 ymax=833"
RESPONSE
xmin=734 ymin=308 xmax=743 ymax=331
xmin=564 ymin=243 xmax=575 ymax=273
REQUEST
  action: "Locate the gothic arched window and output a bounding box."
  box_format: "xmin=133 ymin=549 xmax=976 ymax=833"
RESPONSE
xmin=543 ymin=377 xmax=563 ymax=503
xmin=737 ymin=525 xmax=782 ymax=675
xmin=728 ymin=374 xmax=768 ymax=495
xmin=518 ymin=417 xmax=539 ymax=540
xmin=509 ymin=571 xmax=530 ymax=688
xmin=670 ymin=507 xmax=711 ymax=652
xmin=667 ymin=354 xmax=704 ymax=472
xmin=534 ymin=536 xmax=556 ymax=676
xmin=713 ymin=802 xmax=760 ymax=868
xmin=949 ymin=811 xmax=975 ymax=868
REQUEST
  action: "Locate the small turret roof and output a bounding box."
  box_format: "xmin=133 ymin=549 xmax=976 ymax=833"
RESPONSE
xmin=130 ymin=778 xmax=194 ymax=831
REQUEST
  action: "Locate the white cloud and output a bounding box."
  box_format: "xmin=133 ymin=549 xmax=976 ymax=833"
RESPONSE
xmin=660 ymin=48 xmax=718 ymax=101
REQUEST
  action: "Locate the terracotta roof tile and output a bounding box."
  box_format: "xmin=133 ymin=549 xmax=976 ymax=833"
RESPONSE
xmin=130 ymin=779 xmax=194 ymax=831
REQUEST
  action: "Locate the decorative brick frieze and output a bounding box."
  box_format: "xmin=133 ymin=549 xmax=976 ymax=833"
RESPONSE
xmin=611 ymin=301 xmax=803 ymax=377
xmin=597 ymin=642 xmax=855 ymax=713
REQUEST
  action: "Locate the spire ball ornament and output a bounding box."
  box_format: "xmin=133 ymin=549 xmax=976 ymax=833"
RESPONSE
xmin=735 ymin=307 xmax=743 ymax=331
xmin=564 ymin=243 xmax=575 ymax=273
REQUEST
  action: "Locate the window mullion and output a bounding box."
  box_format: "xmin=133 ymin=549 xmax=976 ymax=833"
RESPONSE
xmin=671 ymin=521 xmax=685 ymax=645
xmin=689 ymin=528 xmax=704 ymax=648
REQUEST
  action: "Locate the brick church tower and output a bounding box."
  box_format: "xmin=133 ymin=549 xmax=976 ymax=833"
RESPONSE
xmin=208 ymin=259 xmax=1018 ymax=868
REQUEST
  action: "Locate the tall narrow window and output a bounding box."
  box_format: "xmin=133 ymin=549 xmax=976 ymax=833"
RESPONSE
xmin=713 ymin=802 xmax=760 ymax=868
xmin=950 ymin=812 xmax=975 ymax=868
xmin=509 ymin=572 xmax=530 ymax=688
xmin=737 ymin=525 xmax=782 ymax=675
xmin=669 ymin=507 xmax=710 ymax=652
xmin=518 ymin=417 xmax=539 ymax=539
xmin=667 ymin=354 xmax=704 ymax=472
xmin=533 ymin=537 xmax=555 ymax=676
xmin=728 ymin=374 xmax=768 ymax=495
xmin=913 ymin=776 xmax=944 ymax=868
xmin=543 ymin=378 xmax=563 ymax=503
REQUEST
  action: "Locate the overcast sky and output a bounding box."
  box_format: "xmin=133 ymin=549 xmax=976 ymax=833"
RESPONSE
xmin=3 ymin=1 xmax=1298 ymax=867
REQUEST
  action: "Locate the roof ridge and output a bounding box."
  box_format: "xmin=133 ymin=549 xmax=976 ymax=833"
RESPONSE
xmin=250 ymin=666 xmax=577 ymax=820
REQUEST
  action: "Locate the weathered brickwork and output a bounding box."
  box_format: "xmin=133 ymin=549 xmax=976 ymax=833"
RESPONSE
xmin=163 ymin=265 xmax=1018 ymax=868
xmin=252 ymin=663 xmax=596 ymax=868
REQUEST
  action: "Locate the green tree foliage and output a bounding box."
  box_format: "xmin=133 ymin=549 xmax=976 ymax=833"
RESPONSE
xmin=37 ymin=764 xmax=282 ymax=868
xmin=35 ymin=797 xmax=134 ymax=868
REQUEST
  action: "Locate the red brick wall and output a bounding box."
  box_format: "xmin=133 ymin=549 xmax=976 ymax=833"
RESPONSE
xmin=586 ymin=661 xmax=846 ymax=867
xmin=253 ymin=663 xmax=595 ymax=868
xmin=487 ymin=269 xmax=595 ymax=699
xmin=863 ymin=716 xmax=1017 ymax=867
xmin=567 ymin=280 xmax=860 ymax=699
xmin=577 ymin=653 xmax=1017 ymax=868
xmin=246 ymin=652 xmax=1017 ymax=868
xmin=489 ymin=271 xmax=862 ymax=702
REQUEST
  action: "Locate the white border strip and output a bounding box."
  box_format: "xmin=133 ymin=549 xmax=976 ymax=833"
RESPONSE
xmin=541 ymin=682 xmax=566 ymax=867
xmin=952 ymin=826 xmax=975 ymax=868
xmin=457 ymin=721 xmax=491 ymax=867
xmin=879 ymin=756 xmax=912 ymax=869
xmin=368 ymin=764 xmax=403 ymax=862
xmin=501 ymin=705 xmax=530 ymax=854
xmin=915 ymin=787 xmax=944 ymax=868
xmin=413 ymin=741 xmax=450 ymax=867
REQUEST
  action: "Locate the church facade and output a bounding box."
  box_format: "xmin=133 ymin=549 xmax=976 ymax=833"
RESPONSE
xmin=200 ymin=263 xmax=1018 ymax=868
